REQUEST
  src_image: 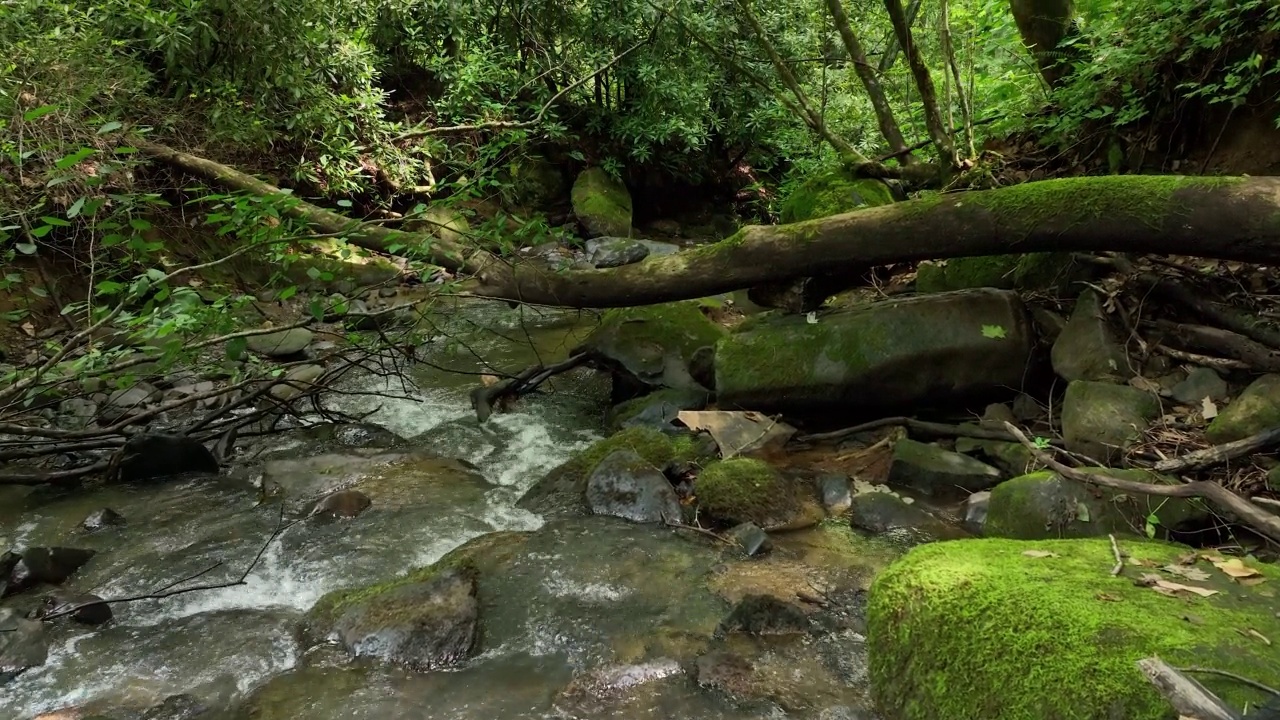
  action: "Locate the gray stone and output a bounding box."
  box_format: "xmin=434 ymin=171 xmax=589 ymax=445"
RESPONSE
xmin=82 ymin=507 xmax=126 ymax=532
xmin=716 ymin=289 xmax=1036 ymax=414
xmin=963 ymin=491 xmax=991 ymax=534
xmin=1051 ymin=289 xmax=1132 ymax=382
xmin=634 ymin=239 xmax=680 ymax=257
xmin=269 ymin=364 xmax=325 ymax=401
xmin=1206 ymin=374 xmax=1280 ymax=443
xmin=586 ymin=450 xmax=681 ymax=524
xmin=5 ymin=547 xmax=96 ymax=596
xmin=35 ymin=591 xmax=113 ymax=625
xmin=59 ymin=397 xmax=99 ymax=427
xmin=1011 ymin=392 xmax=1042 ymax=421
xmin=0 ymin=608 xmax=47 ymax=684
xmin=101 ymin=382 xmax=159 ymax=423
xmin=333 ymin=568 xmax=477 ymax=671
xmin=1171 ymin=367 xmax=1229 ymax=405
xmin=117 ymin=433 xmax=220 ymax=483
xmin=310 ymin=489 xmax=372 ymax=519
xmin=819 ymin=474 xmax=853 ymax=514
xmin=1061 ymin=380 xmax=1159 ymax=462
xmin=586 ymin=237 xmax=650 ymax=268
xmin=848 ymin=492 xmax=968 ymax=548
xmin=727 ymin=522 xmax=772 ymax=556
xmin=246 ymin=328 xmax=313 ymax=357
xmin=888 ymin=439 xmax=1003 ymax=496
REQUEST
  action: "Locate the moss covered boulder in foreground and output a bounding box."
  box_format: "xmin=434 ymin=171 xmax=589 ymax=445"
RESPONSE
xmin=868 ymin=538 xmax=1280 ymax=720
xmin=695 ymin=458 xmax=825 ymax=530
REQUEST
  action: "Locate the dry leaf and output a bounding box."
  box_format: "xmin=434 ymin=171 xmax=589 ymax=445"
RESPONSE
xmin=1213 ymin=558 xmax=1261 ymax=579
xmin=1096 ymin=592 xmax=1121 ymax=602
xmin=1137 ymin=573 xmax=1164 ymax=586
xmin=1201 ymin=396 xmax=1219 ymax=420
xmin=1176 ymin=552 xmax=1199 ymax=566
xmin=1022 ymin=550 xmax=1059 ymax=558
xmin=1129 ymin=376 xmax=1162 ymax=394
xmin=21 ymin=322 xmax=36 ymax=337
xmin=1152 ymin=580 xmax=1218 ymax=598
xmin=480 ymin=374 xmax=500 ymax=387
xmin=676 ymin=410 xmax=796 ymax=459
xmin=1161 ymin=564 xmax=1211 ymax=582
xmin=1200 ymin=553 xmax=1226 ymax=563
xmin=1239 ymin=576 xmax=1267 ymax=587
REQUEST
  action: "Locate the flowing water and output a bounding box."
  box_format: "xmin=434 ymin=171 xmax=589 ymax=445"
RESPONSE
xmin=0 ymin=300 xmax=884 ymax=720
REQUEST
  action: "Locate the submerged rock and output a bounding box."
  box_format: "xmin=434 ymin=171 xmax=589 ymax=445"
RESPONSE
xmin=694 ymin=458 xmax=824 ymax=530
xmin=116 ymin=433 xmax=220 ymax=483
xmin=716 ymin=594 xmax=810 ymax=636
xmin=571 ymin=167 xmax=632 ymax=238
xmin=35 ymin=592 xmax=113 ymax=625
xmin=887 ymin=439 xmax=1003 ymax=496
xmin=868 ymin=538 xmax=1280 ymax=720
xmin=1050 ymin=289 xmax=1132 ymax=382
xmin=1060 ymin=380 xmax=1159 ymax=461
xmin=262 ymin=450 xmax=490 ymax=514
xmin=310 ymin=489 xmax=372 ymax=519
xmin=984 ymin=469 xmax=1210 ymax=540
xmin=586 ymin=237 xmax=650 ymax=268
xmin=6 ymin=547 xmax=96 ymax=596
xmin=848 ymin=492 xmax=967 ymax=548
xmin=1206 ymin=374 xmax=1280 ymax=443
xmin=715 ymin=289 xmax=1035 ymax=414
xmin=0 ymin=608 xmax=48 ymax=684
xmin=332 ymin=567 xmax=478 ymax=671
xmin=585 ymin=450 xmax=681 ymax=524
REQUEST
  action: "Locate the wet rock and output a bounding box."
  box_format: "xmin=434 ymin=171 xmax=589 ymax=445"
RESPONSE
xmin=608 ymin=387 xmax=709 ymax=433
xmin=100 ymin=382 xmax=160 ymax=424
xmin=867 ymin=538 xmax=1280 ymax=720
xmin=586 ymin=237 xmax=650 ymax=268
xmin=1060 ymin=380 xmax=1159 ymax=461
xmin=688 ymin=345 xmax=716 ymax=390
xmin=695 ymin=458 xmax=825 ymax=530
xmin=984 ymin=469 xmax=1209 ymax=540
xmin=962 ymin=491 xmax=990 ymax=534
xmin=1011 ymin=392 xmax=1042 ymax=421
xmin=585 ymin=450 xmax=681 ymax=524
xmin=726 ymin=523 xmax=772 ymax=556
xmin=575 ymin=301 xmax=725 ymax=398
xmin=116 ymin=433 xmax=220 ymax=483
xmin=0 ymin=608 xmax=48 ymax=683
xmin=290 ymin=421 xmax=406 ymax=450
xmin=717 ymin=594 xmax=810 ymax=636
xmin=140 ymin=693 xmax=213 ymax=720
xmin=59 ymin=397 xmax=99 ymax=427
xmin=819 ymin=474 xmax=853 ymax=514
xmin=245 ymin=328 xmax=313 ymax=357
xmin=888 ymin=439 xmax=1003 ymax=496
xmin=35 ymin=592 xmax=112 ymax=625
xmin=849 ymin=492 xmax=967 ymax=548
xmin=1171 ymin=367 xmax=1229 ymax=405
xmin=1206 ymin=374 xmax=1280 ymax=443
xmin=1051 ymin=288 xmax=1132 ymax=382
xmin=268 ymin=364 xmax=325 ymax=401
xmin=262 ymin=450 xmax=490 ymax=514
xmin=7 ymin=547 xmax=96 ymax=595
xmin=716 ymin=289 xmax=1035 ymax=414
xmin=571 ymin=167 xmax=632 ymax=238
xmin=310 ymin=489 xmax=372 ymax=519
xmin=81 ymin=508 xmax=126 ymax=533
xmin=332 ymin=567 xmax=478 ymax=671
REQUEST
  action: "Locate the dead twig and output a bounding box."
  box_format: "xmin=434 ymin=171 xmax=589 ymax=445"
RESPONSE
xmin=1177 ymin=666 xmax=1280 ymax=698
xmin=797 ymin=415 xmax=1062 ymax=446
xmin=662 ymin=514 xmax=738 ymax=547
xmin=1108 ymin=533 xmax=1123 ymax=576
xmin=1151 ymin=425 xmax=1280 ymax=474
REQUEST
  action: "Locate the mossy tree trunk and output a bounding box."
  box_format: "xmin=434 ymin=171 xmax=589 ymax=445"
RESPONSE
xmin=883 ymin=0 xmax=956 ymax=168
xmin=139 ymin=143 xmax=1280 ymax=309
xmin=825 ymin=0 xmax=914 ymax=164
xmin=1009 ymin=0 xmax=1077 ymax=88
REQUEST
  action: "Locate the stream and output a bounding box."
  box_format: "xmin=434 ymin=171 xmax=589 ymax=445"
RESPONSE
xmin=1 ymin=301 xmax=885 ymax=720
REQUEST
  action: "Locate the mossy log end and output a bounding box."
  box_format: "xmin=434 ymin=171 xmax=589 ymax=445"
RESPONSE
xmin=139 ymin=142 xmax=1280 ymax=309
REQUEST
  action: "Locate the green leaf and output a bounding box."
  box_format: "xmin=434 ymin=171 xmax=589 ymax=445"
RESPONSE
xmin=277 ymin=285 xmax=298 ymax=301
xmin=306 ymin=267 xmax=322 ymax=280
xmin=145 ymin=268 xmax=167 ymax=282
xmin=309 ymin=298 xmax=325 ymax=321
xmin=226 ymin=336 xmax=247 ymax=360
xmin=15 ymin=242 xmax=37 ymax=254
xmin=40 ymin=216 xmax=71 ymax=227
xmin=23 ymin=105 xmax=58 ymax=121
xmin=981 ymin=324 xmax=1007 ymax=339
xmin=55 ymin=147 xmax=96 ymax=170
xmin=129 ymin=218 xmax=153 ymax=231
xmin=29 ymin=225 xmax=53 ymax=238
xmin=336 ymin=199 xmax=353 ymax=208
xmin=96 ymin=121 xmax=124 ymax=135
xmin=66 ymin=198 xmax=86 ymax=218
xmin=30 ymin=286 xmax=48 ymax=298
xmin=1075 ymin=501 xmax=1091 ymax=523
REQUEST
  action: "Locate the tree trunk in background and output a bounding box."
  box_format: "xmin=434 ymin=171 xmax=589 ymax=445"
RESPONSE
xmin=878 ymin=0 xmax=922 ymax=73
xmin=1009 ymin=0 xmax=1076 ymax=88
xmin=825 ymin=0 xmax=914 ymax=164
xmin=883 ymin=0 xmax=956 ymax=168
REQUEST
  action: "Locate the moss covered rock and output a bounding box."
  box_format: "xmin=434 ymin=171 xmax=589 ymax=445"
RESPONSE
xmin=1206 ymin=373 xmax=1280 ymax=443
xmin=779 ymin=170 xmax=893 ymax=223
xmin=715 ymin=288 xmax=1035 ymax=414
xmin=915 ymin=253 xmax=1082 ymax=294
xmin=868 ymin=537 xmax=1280 ymax=720
xmin=608 ymin=387 xmax=710 ymax=432
xmin=695 ymin=458 xmax=824 ymax=530
xmin=571 ymin=167 xmax=633 ymax=237
xmin=1051 ymin=289 xmax=1133 ymax=382
xmin=887 ymin=439 xmax=1003 ymax=496
xmin=576 ymin=301 xmax=727 ymax=397
xmin=985 ymin=469 xmax=1210 ymax=540
xmin=1061 ymin=380 xmax=1159 ymax=462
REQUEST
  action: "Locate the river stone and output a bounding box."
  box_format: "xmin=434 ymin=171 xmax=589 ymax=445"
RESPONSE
xmin=727 ymin=522 xmax=772 ymax=556
xmin=333 ymin=567 xmax=478 ymax=671
xmin=100 ymin=382 xmax=160 ymax=423
xmin=819 ymin=474 xmax=853 ymax=514
xmin=261 ymin=450 xmax=490 ymax=514
xmin=887 ymin=439 xmax=1003 ymax=496
xmin=717 ymin=594 xmax=810 ymax=636
xmin=575 ymin=301 xmax=726 ymax=398
xmin=1050 ymin=288 xmax=1132 ymax=382
xmin=36 ymin=591 xmax=113 ymax=625
xmin=695 ymin=458 xmax=825 ymax=531
xmin=310 ymin=489 xmax=372 ymax=519
xmin=0 ymin=608 xmax=48 ymax=683
xmin=608 ymin=387 xmax=709 ymax=433
xmin=117 ymin=433 xmax=220 ymax=483
xmin=1171 ymin=367 xmax=1229 ymax=405
xmin=246 ymin=328 xmax=313 ymax=357
xmin=571 ymin=167 xmax=633 ymax=238
xmin=585 ymin=450 xmax=681 ymax=524
xmin=867 ymin=538 xmax=1280 ymax=720
xmin=6 ymin=547 xmax=97 ymax=596
xmin=779 ymin=170 xmax=893 ymax=223
xmin=586 ymin=237 xmax=650 ymax=268
xmin=984 ymin=469 xmax=1209 ymax=540
xmin=716 ymin=289 xmax=1035 ymax=414
xmin=963 ymin=491 xmax=991 ymax=534
xmin=1206 ymin=374 xmax=1280 ymax=443
xmin=1060 ymin=380 xmax=1159 ymax=461
xmin=268 ymin=364 xmax=325 ymax=401
xmin=849 ymin=492 xmax=967 ymax=549
xmin=81 ymin=508 xmax=126 ymax=532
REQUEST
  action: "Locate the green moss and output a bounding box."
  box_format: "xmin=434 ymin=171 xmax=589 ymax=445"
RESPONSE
xmin=571 ymin=167 xmax=632 ymax=236
xmin=915 ymin=253 xmax=1084 ymax=294
xmin=594 ymin=301 xmax=726 ymax=356
xmin=869 ymin=537 xmax=1280 ymax=720
xmin=695 ymin=458 xmax=790 ymax=525
xmin=779 ymin=171 xmax=894 ymax=223
xmin=608 ymin=387 xmax=708 ymax=430
xmin=1206 ymin=374 xmax=1280 ymax=443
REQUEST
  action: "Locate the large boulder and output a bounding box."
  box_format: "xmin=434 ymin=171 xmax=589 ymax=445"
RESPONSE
xmin=1050 ymin=289 xmax=1132 ymax=382
xmin=585 ymin=450 xmax=681 ymax=524
xmin=5 ymin=547 xmax=97 ymax=596
xmin=887 ymin=439 xmax=1003 ymax=497
xmin=1060 ymin=380 xmax=1159 ymax=462
xmin=984 ymin=469 xmax=1210 ymax=540
xmin=0 ymin=608 xmax=47 ymax=684
xmin=571 ymin=167 xmax=633 ymax=238
xmin=575 ymin=301 xmax=726 ymax=399
xmin=715 ymin=289 xmax=1036 ymax=414
xmin=778 ymin=170 xmax=893 ymax=223
xmin=1206 ymin=373 xmax=1280 ymax=443
xmin=693 ymin=458 xmax=824 ymax=531
xmin=116 ymin=433 xmax=220 ymax=483
xmin=868 ymin=538 xmax=1280 ymax=720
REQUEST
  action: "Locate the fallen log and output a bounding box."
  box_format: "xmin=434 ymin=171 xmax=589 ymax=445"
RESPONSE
xmin=137 ymin=142 xmax=1280 ymax=309
xmin=1137 ymin=657 xmax=1240 ymax=720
